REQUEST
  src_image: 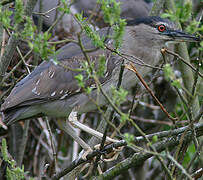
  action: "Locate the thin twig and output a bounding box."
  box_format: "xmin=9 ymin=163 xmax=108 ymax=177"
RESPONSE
xmin=0 ymin=0 xmax=38 ymax=82
xmin=166 ymin=153 xmax=193 ymax=180
xmin=105 ymin=45 xmax=163 ymax=70
xmin=184 ymin=141 xmax=202 ymax=176
xmin=16 ymin=120 xmax=30 ymax=167
xmin=45 ymin=117 xmax=57 ymax=173
xmin=33 ymin=5 xmax=60 ymax=18
xmin=131 ymin=115 xmax=187 ymax=126
xmin=47 ymin=12 xmax=66 ymax=34
xmin=51 ymin=123 xmax=203 ymax=180
xmin=126 ymin=63 xmax=177 ymax=122
xmin=0 ymin=0 xmax=14 ymax=6
xmin=194 ymin=102 xmax=203 ymax=122
xmin=163 ymin=48 xmax=203 ymax=78
xmin=0 ymin=29 xmax=6 ymax=57
xmin=191 ymin=168 xmax=203 ymax=179
xmin=94 ymin=123 xmax=203 ymax=180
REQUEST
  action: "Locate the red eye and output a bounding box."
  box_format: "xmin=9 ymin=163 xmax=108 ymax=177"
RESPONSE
xmin=158 ymin=24 xmax=166 ymax=32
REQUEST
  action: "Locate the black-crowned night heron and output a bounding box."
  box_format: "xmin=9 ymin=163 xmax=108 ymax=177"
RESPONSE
xmin=1 ymin=16 xmax=199 ymax=151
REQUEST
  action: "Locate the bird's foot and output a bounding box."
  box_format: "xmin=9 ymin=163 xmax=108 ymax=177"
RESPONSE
xmin=81 ymin=147 xmax=93 ymax=160
xmin=102 ymin=146 xmax=123 ymax=162
xmin=81 ymin=161 xmax=103 ymax=178
xmin=94 ymin=140 xmax=123 ymax=162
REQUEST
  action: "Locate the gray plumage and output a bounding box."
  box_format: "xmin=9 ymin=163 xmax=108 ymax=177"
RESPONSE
xmin=1 ymin=16 xmax=199 ymax=125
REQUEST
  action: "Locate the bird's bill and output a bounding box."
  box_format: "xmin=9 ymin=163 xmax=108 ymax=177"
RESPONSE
xmin=165 ymin=30 xmax=200 ymax=42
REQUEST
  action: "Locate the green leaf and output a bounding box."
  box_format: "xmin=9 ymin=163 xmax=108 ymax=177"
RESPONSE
xmin=98 ymin=0 xmax=121 ymax=25
xmin=163 ymin=64 xmax=174 ymax=81
xmin=171 ymin=79 xmax=182 ymax=89
xmin=185 ymin=20 xmax=199 ymax=34
xmin=124 ymin=133 xmax=134 ymax=144
xmin=32 ymin=32 xmax=53 ymax=59
xmin=14 ymin=0 xmax=24 ymax=24
xmin=120 ymin=113 xmax=128 ymax=123
xmin=161 ymin=2 xmax=192 ymax=23
xmin=22 ymin=17 xmax=36 ymax=39
xmin=75 ymin=74 xmax=85 ymax=88
xmin=182 ymin=144 xmax=195 ymax=167
xmin=1 ymin=138 xmax=9 ymax=162
xmin=111 ymin=86 xmax=128 ymax=106
xmin=0 ymin=6 xmax=12 ymax=29
xmin=113 ymin=19 xmax=126 ymax=50
xmin=85 ymin=87 xmax=92 ymax=94
xmin=59 ymin=0 xmax=70 ymax=14
xmin=96 ymin=55 xmax=106 ymax=77
xmin=152 ymin=135 xmax=158 ymax=143
xmin=199 ymin=41 xmax=203 ymax=51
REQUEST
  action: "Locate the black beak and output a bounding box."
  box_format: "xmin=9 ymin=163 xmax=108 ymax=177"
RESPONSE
xmin=166 ymin=30 xmax=200 ymax=42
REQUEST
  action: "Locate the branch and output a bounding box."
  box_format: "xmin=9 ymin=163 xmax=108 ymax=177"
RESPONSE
xmin=0 ymin=0 xmax=38 ymax=82
xmin=163 ymin=48 xmax=203 ymax=78
xmin=94 ymin=123 xmax=203 ymax=180
xmin=125 ymin=63 xmax=176 ymax=122
xmin=51 ymin=123 xmax=203 ymax=180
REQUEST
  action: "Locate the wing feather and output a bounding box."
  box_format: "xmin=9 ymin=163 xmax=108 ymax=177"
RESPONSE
xmin=1 ymin=28 xmax=115 ymax=111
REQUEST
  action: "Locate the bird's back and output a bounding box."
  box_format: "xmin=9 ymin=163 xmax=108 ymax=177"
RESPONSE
xmin=1 ymin=28 xmax=117 ymax=123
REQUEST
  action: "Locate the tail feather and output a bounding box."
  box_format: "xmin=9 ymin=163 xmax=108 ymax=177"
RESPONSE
xmin=2 ymin=108 xmax=28 ymax=125
xmin=1 ymin=107 xmax=43 ymax=125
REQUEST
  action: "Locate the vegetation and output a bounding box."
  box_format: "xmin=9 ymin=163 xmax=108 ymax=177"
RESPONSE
xmin=0 ymin=0 xmax=202 ymax=179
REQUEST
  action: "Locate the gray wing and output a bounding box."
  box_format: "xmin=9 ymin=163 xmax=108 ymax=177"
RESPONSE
xmin=1 ymin=28 xmax=114 ymax=111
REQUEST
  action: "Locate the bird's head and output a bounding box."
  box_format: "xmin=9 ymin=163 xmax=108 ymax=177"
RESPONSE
xmin=126 ymin=16 xmax=200 ymax=46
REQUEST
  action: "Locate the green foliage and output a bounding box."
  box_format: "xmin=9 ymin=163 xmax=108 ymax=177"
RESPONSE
xmin=98 ymin=0 xmax=121 ymax=26
xmin=161 ymin=0 xmax=202 ymax=52
xmin=1 ymin=138 xmax=25 ymax=180
xmin=0 ymin=5 xmax=12 ymax=29
xmin=96 ymin=55 xmax=106 ymax=77
xmin=1 ymin=138 xmax=9 ymax=162
xmin=22 ymin=17 xmax=36 ymax=39
xmin=185 ymin=20 xmax=199 ymax=34
xmin=85 ymin=86 xmax=92 ymax=94
xmin=0 ymin=2 xmax=55 ymax=60
xmin=82 ymin=61 xmax=92 ymax=77
xmin=185 ymin=21 xmax=203 ymax=51
xmin=74 ymin=73 xmax=93 ymax=94
xmin=6 ymin=166 xmax=24 ymax=180
xmin=182 ymin=143 xmax=196 ymax=168
xmin=124 ymin=133 xmax=134 ymax=145
xmin=152 ymin=135 xmax=158 ymax=143
xmin=163 ymin=64 xmax=181 ymax=89
xmin=84 ymin=25 xmax=105 ymax=49
xmin=98 ymin=0 xmax=126 ymax=50
xmin=75 ymin=13 xmax=105 ymax=49
xmin=21 ymin=15 xmax=55 ymax=60
xmin=200 ymin=41 xmax=203 ymax=51
xmin=171 ymin=79 xmax=181 ymax=89
xmin=111 ymin=86 xmax=128 ymax=106
xmin=76 ymin=0 xmax=126 ymax=51
xmin=74 ymin=60 xmax=96 ymax=95
xmin=163 ymin=64 xmax=174 ymax=81
xmin=161 ymin=1 xmax=192 ymax=23
xmin=174 ymin=102 xmax=187 ymax=120
xmin=58 ymin=0 xmax=70 ymax=14
xmin=31 ymin=32 xmax=54 ymax=60
xmin=14 ymin=0 xmax=24 ymax=24
xmin=113 ymin=19 xmax=126 ymax=50
xmin=120 ymin=113 xmax=128 ymax=123
xmin=75 ymin=74 xmax=85 ymax=89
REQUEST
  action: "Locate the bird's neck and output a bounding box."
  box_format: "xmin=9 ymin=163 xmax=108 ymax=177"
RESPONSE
xmin=121 ymin=27 xmax=163 ymax=65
